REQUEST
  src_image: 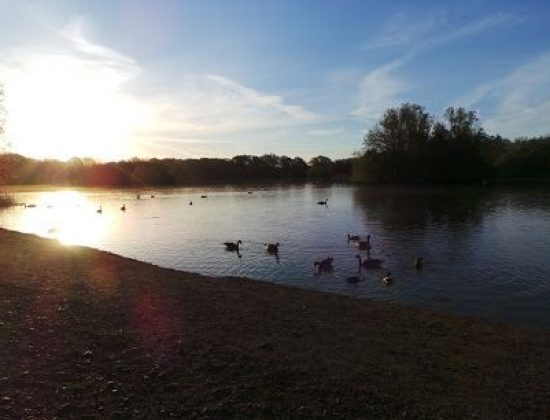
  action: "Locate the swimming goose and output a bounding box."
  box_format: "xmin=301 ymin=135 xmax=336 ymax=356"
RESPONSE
xmin=120 ymin=204 xmax=126 ymax=211
xmin=317 ymin=199 xmax=328 ymax=205
xmin=97 ymin=205 xmax=103 ymax=214
xmin=313 ymin=257 xmax=333 ymax=272
xmin=356 ymin=254 xmax=383 ymax=269
xmin=356 ymin=235 xmax=371 ymax=250
xmin=265 ymin=243 xmax=280 ymax=254
xmin=224 ymin=240 xmax=242 ymax=252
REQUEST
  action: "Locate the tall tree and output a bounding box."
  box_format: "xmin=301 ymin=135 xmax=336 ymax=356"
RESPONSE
xmin=361 ymin=103 xmax=432 ymax=182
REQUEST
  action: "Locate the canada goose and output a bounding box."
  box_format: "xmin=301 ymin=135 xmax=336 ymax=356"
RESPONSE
xmin=201 ymin=195 xmax=207 ymax=198
xmin=151 ymin=195 xmax=155 ymax=198
xmin=265 ymin=243 xmax=280 ymax=254
xmin=97 ymin=205 xmax=103 ymax=214
xmin=22 ymin=203 xmax=37 ymax=208
xmin=224 ymin=240 xmax=242 ymax=252
xmin=347 ymin=234 xmax=360 ymax=242
xmin=356 ymin=254 xmax=383 ymax=269
xmin=313 ymin=257 xmax=333 ymax=272
xmin=414 ymin=256 xmax=423 ymax=269
xmin=189 ymin=201 xmax=193 ymax=206
xmin=317 ymin=199 xmax=328 ymax=205
xmin=357 ymin=235 xmax=371 ymax=250
xmin=382 ymin=272 xmax=393 ymax=284
xmin=120 ymin=204 xmax=126 ymax=211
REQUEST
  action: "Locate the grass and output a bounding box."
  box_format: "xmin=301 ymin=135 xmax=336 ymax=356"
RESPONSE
xmin=0 ymin=228 xmax=549 ymax=418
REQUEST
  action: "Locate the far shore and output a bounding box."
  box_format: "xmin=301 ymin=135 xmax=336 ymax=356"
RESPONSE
xmin=1 ymin=228 xmax=549 ymax=418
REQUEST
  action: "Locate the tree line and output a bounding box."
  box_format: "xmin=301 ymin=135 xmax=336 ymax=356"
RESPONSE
xmin=0 ymin=154 xmax=354 ymax=186
xmin=356 ymin=103 xmax=550 ymax=184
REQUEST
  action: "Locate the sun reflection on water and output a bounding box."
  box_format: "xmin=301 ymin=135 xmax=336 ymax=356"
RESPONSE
xmin=20 ymin=190 xmax=111 ymax=247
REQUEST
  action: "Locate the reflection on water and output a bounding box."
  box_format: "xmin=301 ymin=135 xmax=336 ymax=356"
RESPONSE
xmin=11 ymin=190 xmax=110 ymax=246
xmin=1 ymin=184 xmax=549 ymax=330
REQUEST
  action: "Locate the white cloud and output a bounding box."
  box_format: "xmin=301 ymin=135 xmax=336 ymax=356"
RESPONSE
xmin=0 ymin=16 xmax=319 ymax=159
xmin=353 ymin=13 xmax=513 ymax=121
xmin=455 ymin=52 xmax=550 ymax=138
xmin=362 ymin=13 xmax=445 ymax=51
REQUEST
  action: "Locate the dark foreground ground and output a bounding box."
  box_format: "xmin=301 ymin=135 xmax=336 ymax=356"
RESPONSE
xmin=1 ymin=228 xmax=549 ymax=419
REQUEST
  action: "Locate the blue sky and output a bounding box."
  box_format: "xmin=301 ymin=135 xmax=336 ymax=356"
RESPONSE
xmin=0 ymin=0 xmax=549 ymax=161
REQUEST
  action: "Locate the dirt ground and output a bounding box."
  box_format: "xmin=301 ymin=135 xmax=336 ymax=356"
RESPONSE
xmin=1 ymin=228 xmax=549 ymax=419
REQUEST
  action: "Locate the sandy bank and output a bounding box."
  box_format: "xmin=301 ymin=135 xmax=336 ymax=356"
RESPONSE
xmin=0 ymin=228 xmax=549 ymax=418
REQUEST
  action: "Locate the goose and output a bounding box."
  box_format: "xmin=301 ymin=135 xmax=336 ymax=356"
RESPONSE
xmin=224 ymin=240 xmax=242 ymax=252
xmin=151 ymin=195 xmax=155 ymax=198
xmin=22 ymin=203 xmax=37 ymax=208
xmin=317 ymin=199 xmax=328 ymax=205
xmin=382 ymin=272 xmax=393 ymax=284
xmin=97 ymin=205 xmax=103 ymax=214
xmin=347 ymin=234 xmax=360 ymax=242
xmin=120 ymin=204 xmax=126 ymax=211
xmin=136 ymin=194 xmax=141 ymax=199
xmin=201 ymin=195 xmax=207 ymax=198
xmin=189 ymin=200 xmax=193 ymax=206
xmin=357 ymin=235 xmax=371 ymax=250
xmin=265 ymin=242 xmax=280 ymax=254
xmin=356 ymin=254 xmax=383 ymax=269
xmin=313 ymin=257 xmax=333 ymax=272
xmin=414 ymin=256 xmax=423 ymax=269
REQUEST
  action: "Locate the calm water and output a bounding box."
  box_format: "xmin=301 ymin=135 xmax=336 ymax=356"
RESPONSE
xmin=1 ymin=184 xmax=549 ymax=329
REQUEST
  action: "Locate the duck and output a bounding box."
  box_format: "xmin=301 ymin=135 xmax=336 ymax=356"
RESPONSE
xmin=313 ymin=257 xmax=333 ymax=272
xmin=150 ymin=195 xmax=155 ymax=198
xmin=414 ymin=256 xmax=423 ymax=269
xmin=347 ymin=234 xmax=360 ymax=242
xmin=223 ymin=240 xmax=242 ymax=252
xmin=265 ymin=242 xmax=280 ymax=254
xmin=356 ymin=254 xmax=383 ymax=269
xmin=120 ymin=204 xmax=126 ymax=211
xmin=189 ymin=200 xmax=193 ymax=206
xmin=382 ymin=272 xmax=393 ymax=284
xmin=201 ymin=195 xmax=207 ymax=198
xmin=356 ymin=235 xmax=371 ymax=250
xmin=136 ymin=194 xmax=141 ymax=199
xmin=22 ymin=203 xmax=37 ymax=208
xmin=97 ymin=205 xmax=103 ymax=214
xmin=317 ymin=199 xmax=328 ymax=205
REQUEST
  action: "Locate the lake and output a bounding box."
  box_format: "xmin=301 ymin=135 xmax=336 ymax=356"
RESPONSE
xmin=1 ymin=184 xmax=549 ymax=329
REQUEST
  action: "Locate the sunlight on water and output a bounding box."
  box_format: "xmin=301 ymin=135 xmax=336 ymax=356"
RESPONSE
xmin=1 ymin=184 xmax=550 ymax=330
xmin=14 ymin=190 xmax=111 ymax=247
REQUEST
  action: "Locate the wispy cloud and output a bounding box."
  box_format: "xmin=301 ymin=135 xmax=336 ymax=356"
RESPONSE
xmin=455 ymin=51 xmax=550 ymax=138
xmin=362 ymin=13 xmax=445 ymax=51
xmin=353 ymin=12 xmax=513 ymax=121
xmin=0 ymin=16 xmax=320 ymax=159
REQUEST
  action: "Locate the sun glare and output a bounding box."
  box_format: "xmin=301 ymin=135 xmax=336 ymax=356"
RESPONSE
xmin=4 ymin=54 xmax=148 ymax=161
xmin=19 ymin=190 xmax=111 ymax=247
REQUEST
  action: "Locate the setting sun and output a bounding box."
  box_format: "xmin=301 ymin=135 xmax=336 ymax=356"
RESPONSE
xmin=3 ymin=53 xmax=147 ymax=161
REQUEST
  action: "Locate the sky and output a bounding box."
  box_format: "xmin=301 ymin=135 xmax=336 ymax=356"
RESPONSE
xmin=0 ymin=0 xmax=549 ymax=161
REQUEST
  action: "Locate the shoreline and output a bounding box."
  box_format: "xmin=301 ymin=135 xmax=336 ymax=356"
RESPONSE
xmin=1 ymin=228 xmax=549 ymax=418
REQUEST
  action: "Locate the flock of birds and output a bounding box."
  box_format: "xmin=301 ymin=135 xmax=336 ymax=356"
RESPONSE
xmin=221 ymin=197 xmax=424 ymax=286
xmin=22 ymin=194 xmax=423 ymax=286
